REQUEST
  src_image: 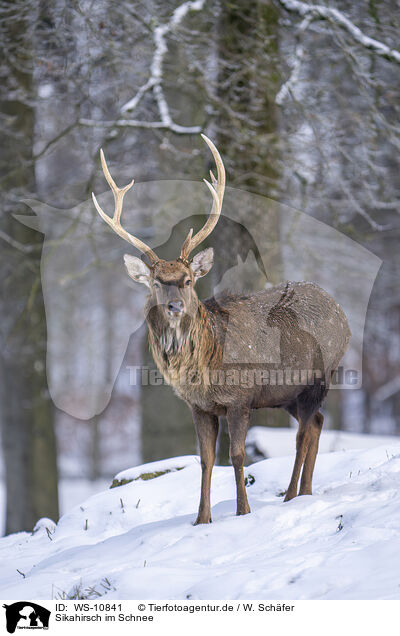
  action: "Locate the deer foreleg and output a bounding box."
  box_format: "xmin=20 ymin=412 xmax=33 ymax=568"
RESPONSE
xmin=226 ymin=407 xmax=251 ymax=516
xmin=192 ymin=407 xmax=219 ymax=525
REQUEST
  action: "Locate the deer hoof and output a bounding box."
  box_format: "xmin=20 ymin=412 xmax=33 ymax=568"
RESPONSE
xmin=193 ymin=516 xmax=211 ymax=525
xmin=284 ymin=490 xmax=297 ymax=502
xmin=236 ymin=504 xmax=251 ymax=516
xmin=299 ymin=488 xmax=312 ymax=496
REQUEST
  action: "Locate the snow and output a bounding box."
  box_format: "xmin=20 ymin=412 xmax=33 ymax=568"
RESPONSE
xmin=38 ymin=83 xmax=54 ymax=99
xmin=0 ymin=478 xmax=110 ymax=538
xmin=113 ymin=456 xmax=198 ymax=484
xmin=246 ymin=426 xmax=400 ymax=460
xmin=277 ymin=0 xmax=400 ymax=64
xmin=1 ymin=441 xmax=400 ymax=600
xmin=119 ymin=0 xmax=204 ymax=133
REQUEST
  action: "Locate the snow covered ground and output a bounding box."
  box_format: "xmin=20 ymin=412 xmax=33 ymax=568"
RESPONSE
xmin=1 ymin=435 xmax=400 ymax=600
xmin=246 ymin=426 xmax=400 ymax=459
xmin=0 ymin=478 xmax=110 ymax=537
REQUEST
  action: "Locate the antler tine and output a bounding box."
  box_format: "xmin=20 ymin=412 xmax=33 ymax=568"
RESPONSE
xmin=92 ymin=150 xmax=158 ymax=264
xmin=180 ymin=134 xmax=226 ymax=261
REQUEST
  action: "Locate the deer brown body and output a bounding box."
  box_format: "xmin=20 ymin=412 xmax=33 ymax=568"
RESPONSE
xmin=93 ymin=136 xmax=351 ymax=525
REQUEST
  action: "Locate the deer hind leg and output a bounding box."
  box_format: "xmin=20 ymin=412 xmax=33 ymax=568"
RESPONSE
xmin=284 ymin=393 xmax=324 ymax=501
xmin=299 ymin=411 xmax=324 ymax=496
xmin=226 ymin=406 xmax=251 ymax=516
xmin=284 ymin=415 xmax=312 ymax=502
xmin=192 ymin=406 xmax=219 ymax=525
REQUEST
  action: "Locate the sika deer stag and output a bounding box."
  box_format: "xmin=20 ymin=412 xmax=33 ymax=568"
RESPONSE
xmin=93 ymin=135 xmax=351 ymax=524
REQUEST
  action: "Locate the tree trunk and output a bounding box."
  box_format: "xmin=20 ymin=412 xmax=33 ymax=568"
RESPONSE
xmin=214 ymin=0 xmax=286 ymax=463
xmin=0 ymin=1 xmax=59 ymax=534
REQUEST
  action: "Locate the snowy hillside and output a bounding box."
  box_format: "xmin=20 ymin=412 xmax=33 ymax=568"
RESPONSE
xmin=1 ymin=442 xmax=400 ymax=600
xmin=246 ymin=426 xmax=400 ymax=460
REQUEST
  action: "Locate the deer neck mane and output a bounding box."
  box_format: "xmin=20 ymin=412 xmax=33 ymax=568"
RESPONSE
xmin=145 ymin=298 xmax=216 ymax=382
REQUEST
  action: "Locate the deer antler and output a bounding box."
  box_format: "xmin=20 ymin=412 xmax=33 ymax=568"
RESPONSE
xmin=179 ymin=134 xmax=226 ymax=263
xmin=92 ymin=149 xmax=159 ymax=264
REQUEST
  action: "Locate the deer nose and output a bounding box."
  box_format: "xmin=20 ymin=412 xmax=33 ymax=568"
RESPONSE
xmin=168 ymin=300 xmax=183 ymax=314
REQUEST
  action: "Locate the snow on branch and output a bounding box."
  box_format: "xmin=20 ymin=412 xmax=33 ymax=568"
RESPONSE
xmin=118 ymin=0 xmax=206 ymax=134
xmin=276 ymin=15 xmax=311 ymax=105
xmin=374 ymin=376 xmax=400 ymax=402
xmin=80 ymin=1 xmax=206 ymax=134
xmin=79 ymin=117 xmax=201 ymax=135
xmin=0 ymin=229 xmax=35 ymax=253
xmin=277 ymin=0 xmax=400 ymax=64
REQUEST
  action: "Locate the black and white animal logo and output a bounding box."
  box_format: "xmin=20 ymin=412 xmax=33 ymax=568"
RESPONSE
xmin=3 ymin=602 xmax=50 ymax=633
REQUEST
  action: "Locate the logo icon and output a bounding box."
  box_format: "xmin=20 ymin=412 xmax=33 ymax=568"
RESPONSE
xmin=3 ymin=603 xmax=50 ymax=633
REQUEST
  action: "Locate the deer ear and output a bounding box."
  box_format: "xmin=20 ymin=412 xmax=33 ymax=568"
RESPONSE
xmin=124 ymin=254 xmax=151 ymax=287
xmin=191 ymin=248 xmax=214 ymax=280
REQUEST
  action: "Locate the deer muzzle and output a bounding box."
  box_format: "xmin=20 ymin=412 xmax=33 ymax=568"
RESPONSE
xmin=167 ymin=300 xmax=184 ymax=317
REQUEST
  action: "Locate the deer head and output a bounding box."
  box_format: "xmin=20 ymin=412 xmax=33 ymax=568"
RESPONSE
xmin=92 ymin=135 xmax=225 ymax=325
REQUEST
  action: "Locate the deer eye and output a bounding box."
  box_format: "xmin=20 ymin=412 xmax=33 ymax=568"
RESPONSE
xmin=184 ymin=279 xmax=192 ymax=286
xmin=153 ymin=281 xmax=161 ymax=289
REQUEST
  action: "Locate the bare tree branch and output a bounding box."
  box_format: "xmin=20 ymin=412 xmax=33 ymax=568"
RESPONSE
xmin=118 ymin=0 xmax=206 ymax=134
xmin=0 ymin=229 xmax=35 ymax=253
xmin=276 ymin=15 xmax=311 ymax=104
xmin=276 ymin=0 xmax=400 ymax=64
xmin=78 ymin=117 xmax=201 ymax=135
